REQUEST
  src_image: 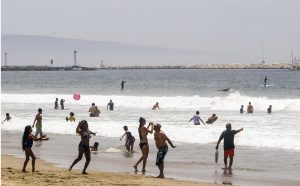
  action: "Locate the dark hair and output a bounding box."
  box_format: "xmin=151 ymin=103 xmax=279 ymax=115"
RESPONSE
xmin=212 ymin=114 xmax=216 ymax=117
xmin=196 ymin=111 xmax=199 ymax=115
xmin=38 ymin=108 xmax=42 ymax=112
xmin=92 ymin=103 xmax=95 ymax=106
xmin=6 ymin=113 xmax=9 ymax=117
xmin=70 ymin=112 xmax=74 ymax=116
xmin=123 ymin=125 xmax=128 ymax=131
xmin=22 ymin=125 xmax=32 ymax=150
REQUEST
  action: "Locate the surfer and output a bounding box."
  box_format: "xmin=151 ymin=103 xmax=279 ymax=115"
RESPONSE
xmin=222 ymin=88 xmax=230 ymax=92
xmin=32 ymin=108 xmax=45 ymax=138
xmin=240 ymin=105 xmax=244 ymax=114
xmin=2 ymin=113 xmax=12 ymax=124
xmin=153 ymin=123 xmax=176 ymax=178
xmin=189 ymin=111 xmax=205 ymax=125
xmin=264 ymin=76 xmax=267 ymax=86
xmin=69 ymin=120 xmax=96 ymax=174
xmin=121 ymin=80 xmax=126 ymax=91
xmin=22 ymin=125 xmax=49 ymax=173
xmin=107 ymin=100 xmax=114 ymax=111
xmin=216 ymin=123 xmax=243 ymax=170
xmin=152 ymin=102 xmax=160 ymax=110
xmin=60 ymin=99 xmax=65 ymax=110
xmin=133 ymin=117 xmax=154 ymax=174
xmin=247 ymin=102 xmax=254 ymax=113
xmin=66 ymin=112 xmax=76 ymax=122
xmin=206 ymin=114 xmax=218 ymax=124
xmin=267 ymin=105 xmax=272 ymax=114
xmin=120 ymin=125 xmax=135 ymax=152
xmin=54 ymin=98 xmax=59 ymax=109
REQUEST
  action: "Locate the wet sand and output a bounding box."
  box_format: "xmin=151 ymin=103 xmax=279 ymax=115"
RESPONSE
xmin=1 ymin=155 xmax=219 ymax=186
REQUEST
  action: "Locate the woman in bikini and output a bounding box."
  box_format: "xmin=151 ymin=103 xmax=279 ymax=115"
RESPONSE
xmin=69 ymin=120 xmax=96 ymax=174
xmin=133 ymin=117 xmax=154 ymax=173
xmin=22 ymin=125 xmax=48 ymax=173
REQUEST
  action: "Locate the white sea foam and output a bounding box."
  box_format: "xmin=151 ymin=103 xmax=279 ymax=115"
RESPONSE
xmin=2 ymin=92 xmax=300 ymax=111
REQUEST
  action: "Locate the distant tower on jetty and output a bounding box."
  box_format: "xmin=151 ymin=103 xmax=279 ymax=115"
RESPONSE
xmin=50 ymin=59 xmax=53 ymax=65
xmin=74 ymin=50 xmax=77 ymax=67
xmin=4 ymin=52 xmax=8 ymax=66
xmin=261 ymin=45 xmax=266 ymax=64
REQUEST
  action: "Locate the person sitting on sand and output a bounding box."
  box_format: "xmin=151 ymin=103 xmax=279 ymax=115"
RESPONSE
xmin=32 ymin=108 xmax=45 ymax=138
xmin=152 ymin=102 xmax=160 ymax=110
xmin=69 ymin=120 xmax=96 ymax=174
xmin=22 ymin=125 xmax=49 ymax=173
xmin=240 ymin=105 xmax=244 ymax=114
xmin=216 ymin=123 xmax=243 ymax=170
xmin=89 ymin=103 xmax=100 ymax=117
xmin=133 ymin=117 xmax=154 ymax=174
xmin=120 ymin=125 xmax=135 ymax=152
xmin=2 ymin=113 xmax=12 ymax=124
xmin=247 ymin=102 xmax=254 ymax=113
xmin=267 ymin=105 xmax=272 ymax=114
xmin=189 ymin=111 xmax=205 ymax=125
xmin=206 ymin=114 xmax=218 ymax=124
xmin=153 ymin=123 xmax=176 ymax=178
xmin=54 ymin=98 xmax=59 ymax=109
xmin=90 ymin=142 xmax=99 ymax=152
xmin=66 ymin=112 xmax=76 ymax=122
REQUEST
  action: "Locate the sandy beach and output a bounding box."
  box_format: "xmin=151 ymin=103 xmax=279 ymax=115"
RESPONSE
xmin=1 ymin=155 xmax=219 ymax=186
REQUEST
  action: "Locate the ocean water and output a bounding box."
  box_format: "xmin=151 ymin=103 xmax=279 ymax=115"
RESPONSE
xmin=1 ymin=69 xmax=300 ymax=151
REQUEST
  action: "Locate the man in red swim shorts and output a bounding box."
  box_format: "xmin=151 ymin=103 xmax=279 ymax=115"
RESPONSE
xmin=216 ymin=123 xmax=243 ymax=170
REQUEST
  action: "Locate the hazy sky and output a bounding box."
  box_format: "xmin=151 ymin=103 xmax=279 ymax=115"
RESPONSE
xmin=2 ymin=0 xmax=300 ymax=63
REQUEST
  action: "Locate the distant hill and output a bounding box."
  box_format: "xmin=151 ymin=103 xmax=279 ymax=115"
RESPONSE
xmin=1 ymin=34 xmax=244 ymax=66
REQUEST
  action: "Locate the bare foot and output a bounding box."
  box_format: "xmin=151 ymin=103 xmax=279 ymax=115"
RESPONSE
xmin=133 ymin=166 xmax=138 ymax=172
xmin=68 ymin=167 xmax=72 ymax=171
xmin=82 ymin=172 xmax=88 ymax=175
xmin=155 ymin=175 xmax=164 ymax=178
xmin=142 ymin=169 xmax=146 ymax=175
xmin=22 ymin=170 xmax=29 ymax=173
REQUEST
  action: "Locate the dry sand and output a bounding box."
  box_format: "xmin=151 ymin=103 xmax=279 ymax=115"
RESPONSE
xmin=1 ymin=155 xmax=219 ymax=186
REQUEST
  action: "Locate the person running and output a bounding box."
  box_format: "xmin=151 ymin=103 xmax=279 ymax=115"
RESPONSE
xmin=152 ymin=102 xmax=160 ymax=110
xmin=189 ymin=111 xmax=205 ymax=125
xmin=66 ymin=112 xmax=76 ymax=122
xmin=153 ymin=123 xmax=176 ymax=178
xmin=54 ymin=98 xmax=59 ymax=109
xmin=133 ymin=117 xmax=154 ymax=174
xmin=240 ymin=105 xmax=244 ymax=114
xmin=247 ymin=102 xmax=254 ymax=113
xmin=120 ymin=125 xmax=135 ymax=152
xmin=107 ymin=100 xmax=114 ymax=111
xmin=2 ymin=113 xmax=12 ymax=124
xmin=267 ymin=105 xmax=272 ymax=114
xmin=22 ymin=125 xmax=49 ymax=173
xmin=69 ymin=120 xmax=96 ymax=174
xmin=121 ymin=80 xmax=126 ymax=91
xmin=216 ymin=123 xmax=243 ymax=170
xmin=60 ymin=99 xmax=65 ymax=110
xmin=32 ymin=108 xmax=45 ymax=138
xmin=206 ymin=114 xmax=218 ymax=124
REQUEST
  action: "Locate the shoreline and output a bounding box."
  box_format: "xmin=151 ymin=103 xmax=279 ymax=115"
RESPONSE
xmin=1 ymin=154 xmax=218 ymax=186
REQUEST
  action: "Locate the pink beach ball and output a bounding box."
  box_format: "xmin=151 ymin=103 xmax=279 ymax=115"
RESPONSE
xmin=73 ymin=93 xmax=81 ymax=101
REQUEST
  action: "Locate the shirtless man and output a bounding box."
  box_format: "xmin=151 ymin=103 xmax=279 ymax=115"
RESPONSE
xmin=206 ymin=114 xmax=218 ymax=124
xmin=152 ymin=102 xmax=160 ymax=110
xmin=247 ymin=102 xmax=254 ymax=113
xmin=89 ymin=103 xmax=100 ymax=117
xmin=2 ymin=113 xmax=12 ymax=124
xmin=32 ymin=108 xmax=45 ymax=138
xmin=153 ymin=123 xmax=176 ymax=178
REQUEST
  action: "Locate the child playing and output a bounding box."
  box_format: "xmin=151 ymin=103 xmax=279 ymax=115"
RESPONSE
xmin=22 ymin=125 xmax=49 ymax=172
xmin=120 ymin=125 xmax=135 ymax=152
xmin=66 ymin=112 xmax=76 ymax=122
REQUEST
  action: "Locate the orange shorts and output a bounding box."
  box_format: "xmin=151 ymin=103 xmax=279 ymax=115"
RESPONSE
xmin=224 ymin=149 xmax=234 ymax=158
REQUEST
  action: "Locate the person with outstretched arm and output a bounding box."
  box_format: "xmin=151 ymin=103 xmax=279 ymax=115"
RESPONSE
xmin=215 ymin=123 xmax=243 ymax=170
xmin=189 ymin=111 xmax=205 ymax=125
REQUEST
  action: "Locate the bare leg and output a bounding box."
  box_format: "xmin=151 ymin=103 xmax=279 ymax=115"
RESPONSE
xmin=82 ymin=148 xmax=91 ymax=174
xmin=22 ymin=150 xmax=30 ymax=173
xmin=156 ymin=164 xmax=164 ymax=178
xmin=228 ymin=157 xmax=233 ymax=169
xmin=69 ymin=148 xmax=84 ymax=171
xmin=133 ymin=157 xmax=143 ymax=172
xmin=224 ymin=157 xmax=228 ymax=169
xmin=141 ymin=145 xmax=149 ymax=173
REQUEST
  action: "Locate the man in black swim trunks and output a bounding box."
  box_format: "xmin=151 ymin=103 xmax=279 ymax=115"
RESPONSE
xmin=216 ymin=123 xmax=243 ymax=170
xmin=153 ymin=123 xmax=176 ymax=178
